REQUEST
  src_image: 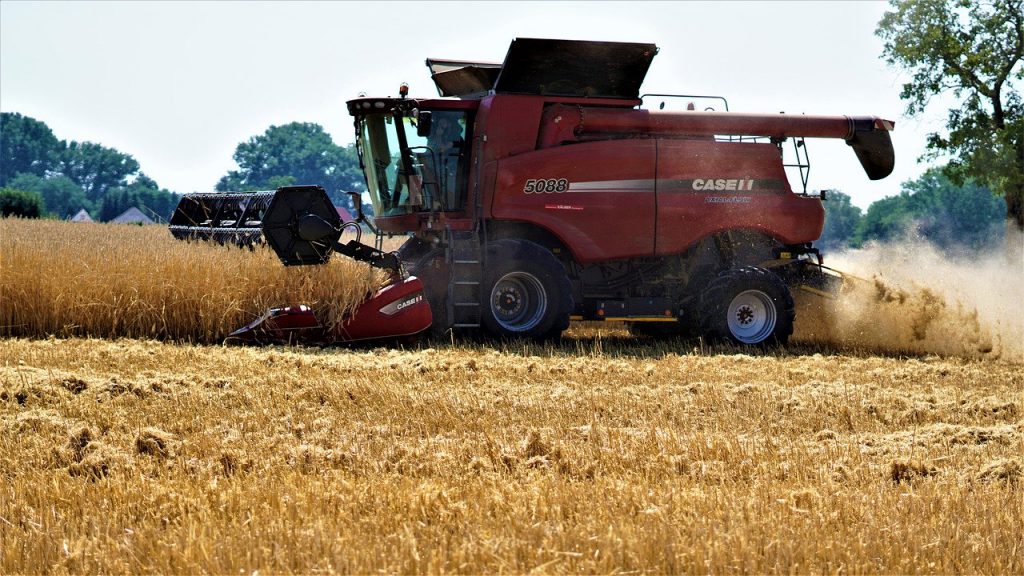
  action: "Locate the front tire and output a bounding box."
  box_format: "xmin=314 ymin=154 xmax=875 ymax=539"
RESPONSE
xmin=481 ymin=239 xmax=572 ymax=340
xmin=698 ymin=266 xmax=794 ymax=346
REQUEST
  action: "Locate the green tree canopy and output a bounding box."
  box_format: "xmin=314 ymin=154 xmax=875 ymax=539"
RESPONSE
xmin=854 ymin=168 xmax=1004 ymax=250
xmin=0 ymin=112 xmax=63 ymax=187
xmin=217 ymin=122 xmax=364 ymax=207
xmin=99 ymin=173 xmax=180 ymax=222
xmin=0 ymin=112 xmax=174 ymax=220
xmin=0 ymin=187 xmax=45 ymax=218
xmin=818 ymin=190 xmax=863 ymax=252
xmin=7 ymin=173 xmax=92 ymax=219
xmin=59 ymin=140 xmax=141 ymax=202
xmin=855 ymin=194 xmax=910 ymax=246
xmin=877 ymin=0 xmax=1023 ymax=231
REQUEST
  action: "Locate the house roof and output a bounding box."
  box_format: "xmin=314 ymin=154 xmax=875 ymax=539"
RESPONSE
xmin=69 ymin=209 xmax=93 ymax=223
xmin=110 ymin=207 xmax=154 ymax=224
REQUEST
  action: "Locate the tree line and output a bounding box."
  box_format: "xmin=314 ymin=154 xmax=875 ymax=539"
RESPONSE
xmin=0 ymin=113 xmax=367 ymax=222
xmin=818 ymin=172 xmax=1005 ymax=253
xmin=0 ymin=112 xmax=180 ymax=221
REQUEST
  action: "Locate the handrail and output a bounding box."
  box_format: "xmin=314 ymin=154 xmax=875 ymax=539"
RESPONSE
xmin=641 ymin=93 xmax=730 ymax=112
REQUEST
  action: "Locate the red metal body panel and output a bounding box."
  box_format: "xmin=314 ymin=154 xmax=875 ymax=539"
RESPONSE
xmin=374 ymin=213 xmax=422 ymax=234
xmin=335 ymin=276 xmax=432 ymax=342
xmin=373 ymin=211 xmax=476 ymax=234
xmin=476 ymin=95 xmax=546 ymax=162
xmin=655 ymin=139 xmax=823 ymax=255
xmin=488 ymin=137 xmax=824 ymax=263
xmin=490 ymin=139 xmax=657 ymax=262
xmin=225 ymin=277 xmax=431 ymax=345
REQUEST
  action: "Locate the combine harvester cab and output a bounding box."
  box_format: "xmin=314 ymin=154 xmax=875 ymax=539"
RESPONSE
xmin=168 ymin=185 xmax=431 ymax=346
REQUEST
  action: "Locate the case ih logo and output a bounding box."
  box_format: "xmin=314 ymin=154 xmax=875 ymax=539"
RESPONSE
xmin=380 ymin=294 xmax=424 ymax=316
xmin=691 ymin=178 xmax=755 ymax=191
xmin=536 ymin=178 xmax=785 ymax=194
xmin=397 ymin=295 xmax=423 ymax=310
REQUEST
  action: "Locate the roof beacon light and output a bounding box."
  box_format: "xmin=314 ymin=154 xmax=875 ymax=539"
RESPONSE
xmin=399 ymin=82 xmax=409 ymax=99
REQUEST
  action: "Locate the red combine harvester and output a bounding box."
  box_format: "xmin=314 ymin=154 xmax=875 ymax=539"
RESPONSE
xmin=169 ymin=38 xmax=894 ymax=347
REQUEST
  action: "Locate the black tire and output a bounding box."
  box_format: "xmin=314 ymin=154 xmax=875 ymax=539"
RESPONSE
xmin=697 ymin=266 xmax=794 ymax=346
xmin=481 ymin=239 xmax=573 ymax=340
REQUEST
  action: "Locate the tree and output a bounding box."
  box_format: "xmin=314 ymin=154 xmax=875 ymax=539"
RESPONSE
xmin=877 ymin=0 xmax=1024 ymax=240
xmin=335 ymin=144 xmax=366 ymax=199
xmin=818 ymin=190 xmax=863 ymax=252
xmin=217 ymin=123 xmax=364 ymax=207
xmin=58 ymin=140 xmax=140 ymax=202
xmin=854 ymin=168 xmax=1004 ymax=250
xmin=99 ymin=173 xmax=180 ymax=222
xmin=1 ymin=112 xmax=175 ymax=219
xmin=0 ymin=112 xmax=62 ymax=187
xmin=0 ymin=187 xmax=45 ymax=218
xmin=854 ymin=194 xmax=911 ymax=246
xmin=7 ymin=173 xmax=92 ymax=219
xmin=902 ymin=168 xmax=1005 ymax=249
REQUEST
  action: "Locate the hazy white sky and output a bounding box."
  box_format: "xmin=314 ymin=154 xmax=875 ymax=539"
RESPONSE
xmin=1 ymin=1 xmax=949 ymax=208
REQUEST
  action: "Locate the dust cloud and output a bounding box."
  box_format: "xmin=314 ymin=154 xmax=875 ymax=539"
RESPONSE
xmin=793 ymin=231 xmax=1023 ymax=362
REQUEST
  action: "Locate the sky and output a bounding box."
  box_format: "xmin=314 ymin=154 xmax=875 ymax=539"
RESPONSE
xmin=1 ymin=1 xmax=952 ymax=209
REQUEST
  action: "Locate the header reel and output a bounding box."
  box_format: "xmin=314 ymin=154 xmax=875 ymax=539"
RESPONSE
xmin=169 ymin=185 xmax=402 ymax=275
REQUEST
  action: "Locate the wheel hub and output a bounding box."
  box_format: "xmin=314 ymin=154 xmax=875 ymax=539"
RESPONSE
xmin=736 ymin=305 xmax=755 ymax=325
xmin=726 ymin=289 xmax=777 ymax=344
xmin=497 ymin=287 xmax=523 ymax=315
xmin=489 ymin=271 xmax=548 ymax=332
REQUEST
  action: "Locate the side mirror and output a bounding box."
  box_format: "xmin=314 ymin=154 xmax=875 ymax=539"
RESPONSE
xmin=416 ymin=111 xmax=433 ymax=137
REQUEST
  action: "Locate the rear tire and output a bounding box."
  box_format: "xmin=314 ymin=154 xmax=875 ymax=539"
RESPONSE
xmin=481 ymin=239 xmax=572 ymax=340
xmin=698 ymin=266 xmax=794 ymax=346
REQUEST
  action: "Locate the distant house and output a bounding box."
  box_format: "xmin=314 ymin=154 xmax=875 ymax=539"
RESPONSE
xmin=69 ymin=209 xmax=94 ymax=223
xmin=110 ymin=207 xmax=154 ymax=225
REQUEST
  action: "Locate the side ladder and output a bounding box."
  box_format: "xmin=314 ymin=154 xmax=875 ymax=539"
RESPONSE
xmin=446 ymin=227 xmax=484 ymax=329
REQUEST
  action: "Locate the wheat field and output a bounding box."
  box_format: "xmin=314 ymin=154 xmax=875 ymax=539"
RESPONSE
xmin=0 ymin=218 xmax=385 ymax=342
xmin=1 ymin=218 xmax=1022 ymax=573
xmin=2 ymin=336 xmax=1021 ymax=574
